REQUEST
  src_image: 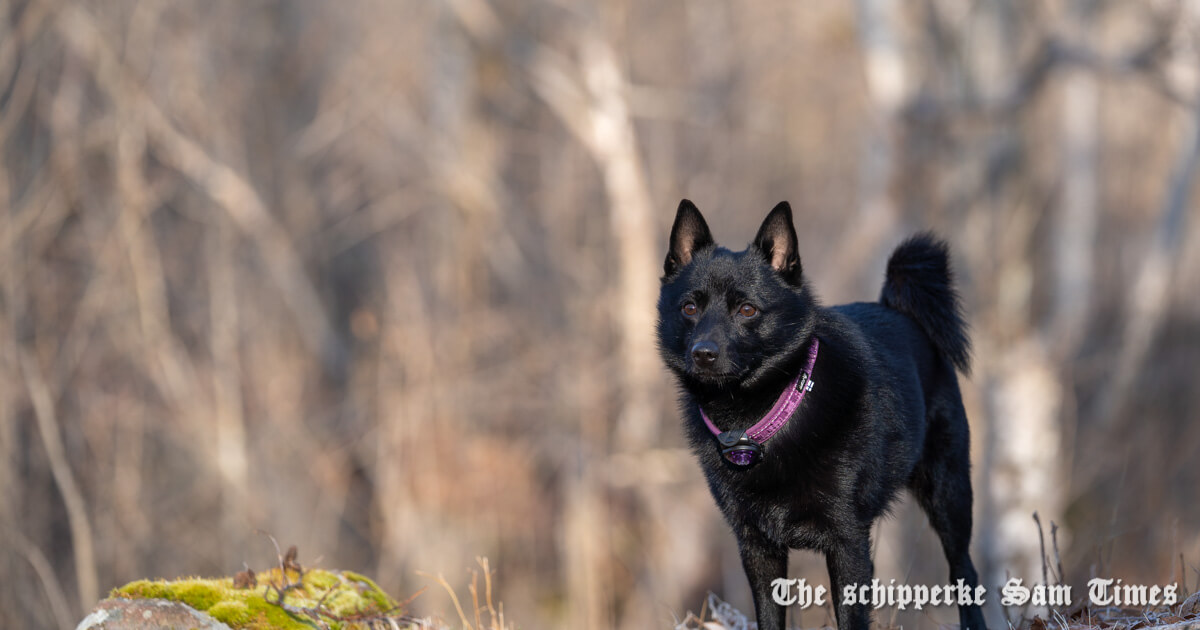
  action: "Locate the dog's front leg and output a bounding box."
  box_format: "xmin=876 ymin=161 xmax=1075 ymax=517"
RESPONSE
xmin=826 ymin=534 xmax=873 ymax=630
xmin=736 ymin=528 xmax=789 ymax=630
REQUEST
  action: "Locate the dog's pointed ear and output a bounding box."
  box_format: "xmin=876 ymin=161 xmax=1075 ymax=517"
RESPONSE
xmin=754 ymin=201 xmax=802 ymax=283
xmin=665 ymin=199 xmax=713 ymax=276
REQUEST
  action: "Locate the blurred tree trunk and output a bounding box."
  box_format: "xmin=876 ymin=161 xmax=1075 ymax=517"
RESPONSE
xmin=577 ymin=30 xmax=662 ymax=451
xmin=843 ymin=0 xmax=907 ymax=296
xmin=377 ymin=1 xmax=475 ymax=607
xmin=0 ymin=153 xmax=19 ymax=620
xmin=914 ymin=0 xmax=1066 ymax=601
xmin=1098 ymin=83 xmax=1200 ymax=427
xmin=530 ymin=9 xmax=670 ymax=628
xmin=207 ymin=212 xmax=249 ymax=556
xmin=1052 ymin=63 xmax=1099 ymax=354
xmin=853 ymin=0 xmax=914 ymax=586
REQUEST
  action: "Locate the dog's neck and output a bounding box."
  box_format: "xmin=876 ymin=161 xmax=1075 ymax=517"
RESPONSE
xmin=695 ymin=337 xmax=820 ymax=436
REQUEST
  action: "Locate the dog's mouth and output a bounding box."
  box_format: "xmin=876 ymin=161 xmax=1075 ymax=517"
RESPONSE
xmin=686 ymin=363 xmax=753 ymax=387
xmin=689 ymin=372 xmax=740 ymax=386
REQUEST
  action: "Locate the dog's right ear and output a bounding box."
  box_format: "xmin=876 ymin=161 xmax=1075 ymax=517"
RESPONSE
xmin=665 ymin=199 xmax=713 ymax=276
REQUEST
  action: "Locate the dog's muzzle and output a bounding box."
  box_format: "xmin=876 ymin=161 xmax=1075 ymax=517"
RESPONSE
xmin=717 ymin=430 xmax=762 ymax=466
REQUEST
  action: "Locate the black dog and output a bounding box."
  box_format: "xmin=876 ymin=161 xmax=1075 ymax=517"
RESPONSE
xmin=657 ymin=200 xmax=987 ymax=630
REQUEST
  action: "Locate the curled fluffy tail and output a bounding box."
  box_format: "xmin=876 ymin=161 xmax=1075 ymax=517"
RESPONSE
xmin=880 ymin=233 xmax=971 ymax=374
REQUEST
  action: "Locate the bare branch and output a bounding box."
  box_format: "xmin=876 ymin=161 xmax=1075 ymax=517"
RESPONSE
xmin=527 ymin=21 xmax=661 ymax=445
xmin=53 ymin=5 xmax=343 ymax=367
xmin=1099 ymin=88 xmax=1200 ymax=425
xmin=5 ymin=525 xmax=75 ymax=630
xmin=19 ymin=350 xmax=98 ymax=614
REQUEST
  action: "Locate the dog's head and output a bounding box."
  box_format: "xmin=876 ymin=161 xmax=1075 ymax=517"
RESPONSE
xmin=656 ymin=200 xmax=816 ymax=391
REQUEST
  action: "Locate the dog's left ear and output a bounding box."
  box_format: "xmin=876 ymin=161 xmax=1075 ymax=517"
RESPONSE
xmin=754 ymin=201 xmax=802 ymax=284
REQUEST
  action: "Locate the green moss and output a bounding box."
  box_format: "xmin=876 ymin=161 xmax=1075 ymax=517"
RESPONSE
xmin=303 ymin=570 xmax=338 ymax=592
xmin=108 ymin=568 xmax=404 ymax=630
xmin=113 ymin=577 xmax=226 ymax=609
xmin=234 ymin=595 xmax=311 ymax=630
xmin=340 ymin=571 xmax=396 ymax=613
xmin=173 ymin=581 xmax=225 ymax=610
xmin=207 ymin=600 xmax=252 ymax=626
xmin=111 ymin=579 xmax=157 ymax=599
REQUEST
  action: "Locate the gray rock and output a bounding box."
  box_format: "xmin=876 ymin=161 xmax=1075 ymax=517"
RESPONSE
xmin=76 ymin=598 xmax=233 ymax=630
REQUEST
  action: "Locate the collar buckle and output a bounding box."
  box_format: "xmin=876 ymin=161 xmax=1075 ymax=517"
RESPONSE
xmin=717 ymin=430 xmax=761 ymax=466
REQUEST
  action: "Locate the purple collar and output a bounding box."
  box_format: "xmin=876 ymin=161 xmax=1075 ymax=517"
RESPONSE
xmin=699 ymin=337 xmax=820 ymax=466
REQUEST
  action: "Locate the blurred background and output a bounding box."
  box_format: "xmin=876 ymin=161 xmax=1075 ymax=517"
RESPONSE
xmin=2 ymin=1 xmax=1199 ymax=628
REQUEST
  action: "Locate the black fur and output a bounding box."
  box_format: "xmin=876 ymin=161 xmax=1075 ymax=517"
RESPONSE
xmin=657 ymin=201 xmax=986 ymax=630
xmin=880 ymin=232 xmax=972 ymax=375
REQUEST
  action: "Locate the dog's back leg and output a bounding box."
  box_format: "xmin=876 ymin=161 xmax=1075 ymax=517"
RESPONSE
xmin=909 ymin=397 xmax=988 ymax=630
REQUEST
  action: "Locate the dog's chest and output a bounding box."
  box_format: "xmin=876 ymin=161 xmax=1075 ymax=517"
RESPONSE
xmin=757 ymin=504 xmax=830 ymax=549
xmin=711 ymin=465 xmax=840 ymax=550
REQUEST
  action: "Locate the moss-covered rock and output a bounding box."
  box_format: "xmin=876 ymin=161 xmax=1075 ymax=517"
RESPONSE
xmin=80 ymin=567 xmax=423 ymax=630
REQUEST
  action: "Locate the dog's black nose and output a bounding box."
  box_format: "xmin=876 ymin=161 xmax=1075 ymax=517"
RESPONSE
xmin=691 ymin=341 xmax=719 ymax=368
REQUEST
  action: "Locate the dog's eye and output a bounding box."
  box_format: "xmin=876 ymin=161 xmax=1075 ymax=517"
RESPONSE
xmin=682 ymin=302 xmax=698 ymax=317
xmin=738 ymin=304 xmax=758 ymax=318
